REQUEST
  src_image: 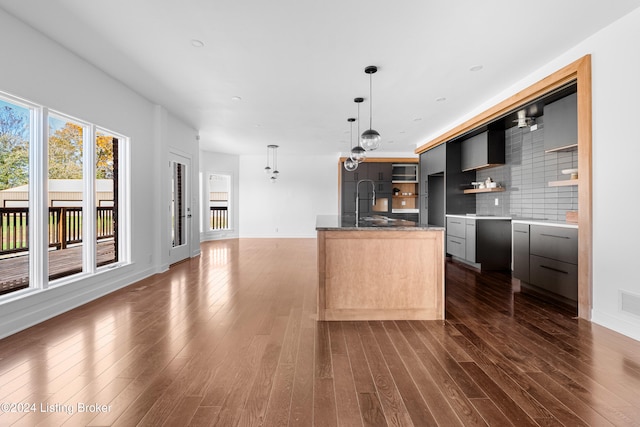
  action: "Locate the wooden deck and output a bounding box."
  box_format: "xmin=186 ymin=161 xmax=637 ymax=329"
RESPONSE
xmin=0 ymin=240 xmax=116 ymax=294
xmin=0 ymin=239 xmax=639 ymax=425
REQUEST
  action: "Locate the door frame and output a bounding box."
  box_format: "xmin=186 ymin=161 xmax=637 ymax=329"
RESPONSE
xmin=169 ymin=150 xmax=192 ymax=265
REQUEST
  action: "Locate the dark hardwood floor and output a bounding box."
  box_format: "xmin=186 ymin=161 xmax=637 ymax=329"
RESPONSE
xmin=1 ymin=238 xmax=639 ymax=426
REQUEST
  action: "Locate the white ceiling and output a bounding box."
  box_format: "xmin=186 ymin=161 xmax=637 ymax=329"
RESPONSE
xmin=2 ymin=1 xmax=640 ymax=156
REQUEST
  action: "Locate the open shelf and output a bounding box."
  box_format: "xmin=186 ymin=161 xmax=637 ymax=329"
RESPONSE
xmin=463 ymin=187 xmax=505 ymax=194
xmin=548 ymin=180 xmax=578 ymax=187
xmin=393 ymin=194 xmax=418 ymax=198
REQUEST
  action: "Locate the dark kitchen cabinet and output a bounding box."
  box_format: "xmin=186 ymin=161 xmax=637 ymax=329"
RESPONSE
xmin=341 ymin=161 xmax=394 ymax=217
xmin=446 ymin=216 xmax=511 ymax=270
xmin=419 ymin=144 xmax=446 ymax=226
xmin=461 ymin=130 xmax=505 ymax=171
xmin=419 ymin=142 xmax=473 ymax=226
xmin=342 ymin=162 xmax=368 ymax=182
xmin=544 ymin=92 xmax=577 ymax=152
xmin=512 ymin=223 xmax=530 ymax=282
xmin=368 ymin=162 xmax=392 ymax=182
xmin=424 ymin=143 xmax=446 ymax=174
xmin=341 ymin=181 xmax=356 ymax=215
xmin=512 ymin=222 xmax=578 ymax=306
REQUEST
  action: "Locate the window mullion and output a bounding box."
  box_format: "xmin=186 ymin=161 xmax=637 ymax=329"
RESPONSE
xmin=84 ymin=125 xmax=96 ymax=274
xmin=29 ymin=107 xmax=48 ymax=289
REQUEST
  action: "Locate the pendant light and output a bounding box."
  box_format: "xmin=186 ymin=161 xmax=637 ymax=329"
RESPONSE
xmin=361 ymin=65 xmax=381 ymax=151
xmin=265 ymin=144 xmax=279 ymax=182
xmin=264 ymin=145 xmax=272 ymax=175
xmin=350 ymin=97 xmax=366 ymax=163
xmin=270 ymin=144 xmax=279 ymax=182
xmin=344 ymin=118 xmax=358 ymax=171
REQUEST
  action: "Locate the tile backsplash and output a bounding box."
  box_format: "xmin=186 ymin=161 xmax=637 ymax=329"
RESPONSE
xmin=475 ymin=118 xmax=579 ymax=220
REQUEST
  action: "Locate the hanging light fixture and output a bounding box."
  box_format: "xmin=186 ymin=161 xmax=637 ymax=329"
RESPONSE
xmin=264 ymin=145 xmax=272 ymax=175
xmin=350 ymin=97 xmax=366 ymax=163
xmin=361 ymin=65 xmax=381 ymax=151
xmin=265 ymin=144 xmax=280 ymax=182
xmin=344 ymin=118 xmax=358 ymax=171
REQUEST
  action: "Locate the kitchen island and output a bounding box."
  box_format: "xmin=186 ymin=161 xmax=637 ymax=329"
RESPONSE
xmin=316 ymin=215 xmax=445 ymax=321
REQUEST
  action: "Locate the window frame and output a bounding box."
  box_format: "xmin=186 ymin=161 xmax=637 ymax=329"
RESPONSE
xmin=0 ymin=90 xmax=130 ymax=300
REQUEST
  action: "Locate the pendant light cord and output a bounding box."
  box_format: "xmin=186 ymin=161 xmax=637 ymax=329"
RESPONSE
xmin=369 ymin=72 xmax=373 ymax=129
xmin=357 ymin=102 xmax=361 ymax=146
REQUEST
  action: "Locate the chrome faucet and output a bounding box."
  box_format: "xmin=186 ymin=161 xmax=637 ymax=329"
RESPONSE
xmin=355 ymin=179 xmax=376 ymax=224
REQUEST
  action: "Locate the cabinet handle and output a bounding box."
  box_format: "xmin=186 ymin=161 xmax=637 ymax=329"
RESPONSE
xmin=451 ymin=221 xmax=461 ymax=224
xmin=514 ymin=230 xmax=528 ymax=234
xmin=540 ymin=265 xmax=569 ymax=274
xmin=540 ymin=233 xmax=570 ymax=239
xmin=450 ymin=240 xmax=461 ymax=245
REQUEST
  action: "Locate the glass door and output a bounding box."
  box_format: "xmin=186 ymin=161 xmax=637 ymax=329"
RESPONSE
xmin=169 ymin=153 xmax=190 ymax=264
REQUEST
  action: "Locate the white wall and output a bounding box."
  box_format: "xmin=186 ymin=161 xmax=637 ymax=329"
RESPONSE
xmin=0 ymin=9 xmax=198 ymax=338
xmin=200 ymin=150 xmax=240 ymax=240
xmin=239 ymin=154 xmax=339 ymax=238
xmin=421 ymin=7 xmax=640 ymax=341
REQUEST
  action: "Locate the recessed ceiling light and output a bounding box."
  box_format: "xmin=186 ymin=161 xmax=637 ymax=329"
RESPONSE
xmin=231 ymin=96 xmax=242 ymax=101
xmin=470 ymin=65 xmax=483 ymax=72
xmin=191 ymin=39 xmax=205 ymax=48
xmin=436 ymin=97 xmax=447 ymax=102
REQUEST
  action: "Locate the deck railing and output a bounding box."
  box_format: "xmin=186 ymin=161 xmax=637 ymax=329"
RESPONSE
xmin=0 ymin=206 xmax=114 ymax=255
xmin=210 ymin=206 xmax=229 ymax=230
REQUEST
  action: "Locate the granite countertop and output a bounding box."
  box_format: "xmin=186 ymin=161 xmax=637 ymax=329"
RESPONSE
xmin=316 ymin=215 xmax=444 ymax=231
xmin=511 ymin=218 xmax=578 ymax=229
xmin=446 ymin=214 xmax=512 ymax=220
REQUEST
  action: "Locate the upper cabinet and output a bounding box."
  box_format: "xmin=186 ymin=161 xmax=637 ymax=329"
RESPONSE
xmin=391 ymin=164 xmax=418 ymax=183
xmin=422 ymin=143 xmax=446 ymax=175
xmin=368 ymin=162 xmax=392 ymax=183
xmin=544 ymin=92 xmax=577 ymax=152
xmin=461 ymin=129 xmax=505 ymax=171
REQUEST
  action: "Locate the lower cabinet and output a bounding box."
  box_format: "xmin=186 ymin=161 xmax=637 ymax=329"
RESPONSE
xmin=512 ymin=223 xmax=530 ymax=282
xmin=446 ymin=216 xmax=511 ymax=270
xmin=512 ymin=222 xmax=578 ymax=306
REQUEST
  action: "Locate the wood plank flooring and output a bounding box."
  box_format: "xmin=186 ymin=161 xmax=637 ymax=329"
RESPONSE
xmin=1 ymin=238 xmax=639 ymax=426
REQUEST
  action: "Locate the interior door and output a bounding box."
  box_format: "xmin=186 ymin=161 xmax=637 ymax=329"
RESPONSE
xmin=169 ymin=153 xmax=191 ymax=264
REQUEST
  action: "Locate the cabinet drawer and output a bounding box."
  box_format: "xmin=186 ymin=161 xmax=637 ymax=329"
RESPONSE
xmin=530 ymin=225 xmax=578 ymax=264
xmin=530 ymin=255 xmax=578 ymax=301
xmin=446 ymin=217 xmax=466 ymax=238
xmin=446 ymin=236 xmax=466 ymax=259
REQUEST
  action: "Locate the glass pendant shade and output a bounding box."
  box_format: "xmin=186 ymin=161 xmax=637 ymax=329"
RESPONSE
xmin=350 ymin=145 xmax=366 ymax=163
xmin=362 ymin=65 xmax=380 ymax=151
xmin=344 ymin=157 xmax=358 ymax=171
xmin=351 ymin=98 xmax=366 ymax=162
xmin=361 ymin=129 xmax=381 ymax=150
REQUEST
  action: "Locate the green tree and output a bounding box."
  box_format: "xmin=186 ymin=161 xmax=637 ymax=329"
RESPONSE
xmin=0 ymin=105 xmax=29 ymax=191
xmin=96 ymin=134 xmax=114 ymax=179
xmin=48 ymin=122 xmax=83 ymax=179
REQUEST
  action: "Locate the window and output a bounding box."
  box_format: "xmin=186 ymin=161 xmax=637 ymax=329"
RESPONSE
xmin=0 ymin=91 xmax=128 ymax=296
xmin=0 ymin=97 xmax=30 ymax=294
xmin=208 ymin=173 xmax=231 ymax=231
xmin=48 ymin=114 xmax=84 ymax=280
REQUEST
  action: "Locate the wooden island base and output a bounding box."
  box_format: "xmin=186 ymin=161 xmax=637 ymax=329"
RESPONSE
xmin=317 ymin=228 xmax=444 ymax=321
